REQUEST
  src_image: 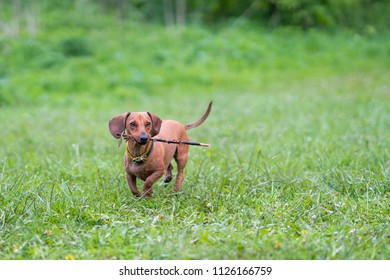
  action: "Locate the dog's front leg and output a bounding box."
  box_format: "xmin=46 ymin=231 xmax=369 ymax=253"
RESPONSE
xmin=126 ymin=173 xmax=140 ymax=197
xmin=142 ymin=169 xmax=165 ymax=197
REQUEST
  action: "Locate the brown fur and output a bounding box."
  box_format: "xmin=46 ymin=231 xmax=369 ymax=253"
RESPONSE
xmin=108 ymin=102 xmax=212 ymax=197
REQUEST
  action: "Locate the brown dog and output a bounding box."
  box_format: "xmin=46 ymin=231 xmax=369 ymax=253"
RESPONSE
xmin=108 ymin=102 xmax=212 ymax=197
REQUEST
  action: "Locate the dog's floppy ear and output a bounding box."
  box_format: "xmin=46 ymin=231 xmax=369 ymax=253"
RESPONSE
xmin=147 ymin=112 xmax=162 ymax=137
xmin=108 ymin=112 xmax=130 ymax=139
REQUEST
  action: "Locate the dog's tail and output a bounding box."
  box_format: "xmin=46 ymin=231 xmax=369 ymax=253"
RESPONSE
xmin=185 ymin=101 xmax=212 ymax=130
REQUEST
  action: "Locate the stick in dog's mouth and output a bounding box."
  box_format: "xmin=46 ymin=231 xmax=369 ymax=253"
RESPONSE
xmin=117 ymin=131 xmax=210 ymax=148
xmin=152 ymin=138 xmax=210 ymax=147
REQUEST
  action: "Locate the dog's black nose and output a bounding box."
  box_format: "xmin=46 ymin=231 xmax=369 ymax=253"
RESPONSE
xmin=139 ymin=134 xmax=148 ymax=144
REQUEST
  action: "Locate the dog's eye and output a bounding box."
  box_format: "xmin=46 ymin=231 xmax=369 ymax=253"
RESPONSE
xmin=145 ymin=121 xmax=151 ymax=127
xmin=129 ymin=122 xmax=136 ymax=127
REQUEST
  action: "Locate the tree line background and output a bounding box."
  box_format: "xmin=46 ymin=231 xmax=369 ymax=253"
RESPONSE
xmin=100 ymin=0 xmax=389 ymax=30
xmin=1 ymin=0 xmax=389 ymax=32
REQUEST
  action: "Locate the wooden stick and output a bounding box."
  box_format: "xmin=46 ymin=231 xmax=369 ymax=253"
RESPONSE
xmin=152 ymin=138 xmax=210 ymax=147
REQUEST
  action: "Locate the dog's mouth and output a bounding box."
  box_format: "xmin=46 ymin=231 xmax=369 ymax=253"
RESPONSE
xmin=135 ymin=138 xmax=149 ymax=145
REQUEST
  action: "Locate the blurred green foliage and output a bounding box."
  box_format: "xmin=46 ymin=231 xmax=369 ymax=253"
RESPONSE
xmin=0 ymin=0 xmax=389 ymax=109
xmin=0 ymin=0 xmax=389 ymax=30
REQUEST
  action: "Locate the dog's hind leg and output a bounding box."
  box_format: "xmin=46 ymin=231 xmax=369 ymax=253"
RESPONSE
xmin=164 ymin=163 xmax=173 ymax=183
xmin=172 ymin=145 xmax=189 ymax=192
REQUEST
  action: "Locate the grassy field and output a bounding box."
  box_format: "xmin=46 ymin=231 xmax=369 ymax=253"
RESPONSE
xmin=0 ymin=8 xmax=389 ymax=259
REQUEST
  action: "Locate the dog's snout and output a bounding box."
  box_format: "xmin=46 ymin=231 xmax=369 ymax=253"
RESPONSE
xmin=139 ymin=133 xmax=149 ymax=144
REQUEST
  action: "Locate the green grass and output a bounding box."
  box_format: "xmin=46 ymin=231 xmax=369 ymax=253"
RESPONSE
xmin=0 ymin=9 xmax=389 ymax=259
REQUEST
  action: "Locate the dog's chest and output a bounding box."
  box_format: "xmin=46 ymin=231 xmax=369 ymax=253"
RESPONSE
xmin=127 ymin=161 xmax=155 ymax=181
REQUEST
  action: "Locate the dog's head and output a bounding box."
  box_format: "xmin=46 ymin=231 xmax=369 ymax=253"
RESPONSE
xmin=108 ymin=112 xmax=162 ymax=145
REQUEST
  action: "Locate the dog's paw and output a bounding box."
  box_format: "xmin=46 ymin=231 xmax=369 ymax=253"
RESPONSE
xmin=164 ymin=176 xmax=172 ymax=183
xmin=171 ymin=186 xmax=182 ymax=193
xmin=141 ymin=190 xmax=153 ymax=198
xmin=132 ymin=192 xmax=141 ymax=197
